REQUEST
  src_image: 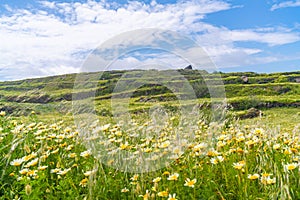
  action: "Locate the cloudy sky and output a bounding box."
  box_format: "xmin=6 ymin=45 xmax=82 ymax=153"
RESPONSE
xmin=0 ymin=0 xmax=300 ymax=80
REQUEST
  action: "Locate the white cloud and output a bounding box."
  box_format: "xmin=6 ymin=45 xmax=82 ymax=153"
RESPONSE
xmin=271 ymin=0 xmax=300 ymax=11
xmin=0 ymin=0 xmax=300 ymax=80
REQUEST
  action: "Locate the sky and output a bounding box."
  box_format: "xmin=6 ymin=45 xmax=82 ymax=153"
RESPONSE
xmin=0 ymin=0 xmax=300 ymax=80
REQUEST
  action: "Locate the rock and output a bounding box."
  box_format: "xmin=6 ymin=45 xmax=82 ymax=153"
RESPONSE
xmin=241 ymin=75 xmax=249 ymax=83
xmin=239 ymin=107 xmax=262 ymax=119
xmin=184 ymin=65 xmax=193 ymax=70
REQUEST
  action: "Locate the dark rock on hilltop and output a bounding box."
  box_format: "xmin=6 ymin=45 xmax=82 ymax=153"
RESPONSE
xmin=184 ymin=65 xmax=193 ymax=70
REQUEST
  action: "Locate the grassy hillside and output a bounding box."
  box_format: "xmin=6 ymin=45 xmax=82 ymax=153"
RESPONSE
xmin=0 ymin=70 xmax=300 ymax=117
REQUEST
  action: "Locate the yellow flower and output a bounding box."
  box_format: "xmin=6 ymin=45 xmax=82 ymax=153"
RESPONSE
xmin=19 ymin=168 xmax=29 ymax=175
xmin=267 ymin=177 xmax=276 ymax=185
xmin=24 ymin=158 xmax=38 ymax=168
xmin=284 ymin=163 xmax=298 ymax=171
xmin=210 ymin=156 xmax=224 ymax=165
xmin=168 ymin=193 xmax=177 ymax=200
xmin=233 ymin=161 xmax=245 ymax=170
xmin=157 ymin=191 xmax=168 ymax=197
xmin=130 ymin=174 xmax=139 ymax=181
xmin=207 ymin=150 xmax=219 ymax=157
xmin=163 ymin=171 xmax=170 ymax=176
xmin=10 ymin=158 xmax=25 ymax=166
xmin=153 ymin=177 xmax=161 ymax=183
xmin=0 ymin=111 xmax=6 ymax=116
xmin=26 ymin=170 xmax=38 ymax=177
xmin=57 ymin=168 xmax=71 ymax=176
xmin=121 ymin=187 xmax=129 ymax=193
xmin=167 ymin=173 xmax=179 ymax=181
xmin=273 ymin=144 xmax=281 ymax=150
xmin=139 ymin=190 xmax=150 ymax=200
xmin=248 ymin=174 xmax=259 ymax=180
xmin=79 ymin=178 xmax=88 ymax=187
xmin=120 ymin=142 xmax=129 ymax=150
xmin=38 ymin=166 xmax=48 ymax=170
xmin=51 ymin=148 xmax=59 ymax=154
xmin=23 ymin=152 xmax=37 ymax=161
xmin=50 ymin=168 xmax=61 ymax=173
xmin=80 ymin=150 xmax=92 ymax=158
xmin=65 ymin=145 xmax=74 ymax=151
xmin=159 ymin=141 xmax=170 ymax=148
xmin=84 ymin=169 xmax=97 ymax=176
xmin=68 ymin=153 xmax=77 ymax=158
xmin=184 ymin=178 xmax=197 ymax=188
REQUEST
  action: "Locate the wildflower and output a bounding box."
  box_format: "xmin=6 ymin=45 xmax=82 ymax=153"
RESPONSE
xmin=24 ymin=158 xmax=38 ymax=168
xmin=284 ymin=149 xmax=292 ymax=155
xmin=10 ymin=158 xmax=25 ymax=166
xmin=84 ymin=169 xmax=97 ymax=176
xmin=68 ymin=153 xmax=77 ymax=158
xmin=79 ymin=178 xmax=88 ymax=187
xmin=217 ymin=156 xmax=224 ymax=162
xmin=267 ymin=177 xmax=276 ymax=184
xmin=57 ymin=168 xmax=71 ymax=176
xmin=139 ymin=190 xmax=150 ymax=200
xmin=64 ymin=127 xmax=72 ymax=133
xmin=50 ymin=168 xmax=61 ymax=173
xmin=167 ymin=173 xmax=179 ymax=181
xmin=26 ymin=170 xmax=38 ymax=177
xmin=153 ymin=177 xmax=161 ymax=183
xmin=157 ymin=191 xmax=169 ymax=197
xmin=233 ymin=161 xmax=245 ymax=170
xmin=100 ymin=124 xmax=110 ymax=131
xmin=159 ymin=140 xmax=170 ymax=148
xmin=65 ymin=145 xmax=74 ymax=151
xmin=210 ymin=156 xmax=224 ymax=165
xmin=207 ymin=150 xmax=219 ymax=156
xmin=284 ymin=163 xmax=298 ymax=171
xmin=130 ymin=174 xmax=139 ymax=181
xmin=168 ymin=193 xmax=177 ymax=200
xmin=51 ymin=148 xmax=59 ymax=154
xmin=38 ymin=166 xmax=48 ymax=170
xmin=184 ymin=178 xmax=197 ymax=188
xmin=248 ymin=174 xmax=260 ymax=180
xmin=163 ymin=171 xmax=170 ymax=176
xmin=19 ymin=168 xmax=29 ymax=175
xmin=120 ymin=142 xmax=129 ymax=150
xmin=0 ymin=111 xmax=6 ymax=116
xmin=273 ymin=144 xmax=281 ymax=150
xmin=121 ymin=187 xmax=129 ymax=193
xmin=23 ymin=152 xmax=37 ymax=162
xmin=80 ymin=150 xmax=92 ymax=158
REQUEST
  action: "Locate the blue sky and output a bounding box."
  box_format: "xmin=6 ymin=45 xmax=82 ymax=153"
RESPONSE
xmin=0 ymin=0 xmax=300 ymax=80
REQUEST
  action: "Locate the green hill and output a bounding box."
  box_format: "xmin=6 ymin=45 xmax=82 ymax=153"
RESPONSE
xmin=0 ymin=69 xmax=300 ymax=116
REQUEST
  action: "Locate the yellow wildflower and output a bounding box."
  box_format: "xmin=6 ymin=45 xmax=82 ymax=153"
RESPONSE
xmin=167 ymin=173 xmax=179 ymax=181
xmin=79 ymin=178 xmax=88 ymax=187
xmin=248 ymin=174 xmax=259 ymax=180
xmin=168 ymin=193 xmax=177 ymax=200
xmin=157 ymin=191 xmax=169 ymax=197
xmin=153 ymin=177 xmax=161 ymax=183
xmin=10 ymin=158 xmax=24 ymax=166
xmin=184 ymin=178 xmax=197 ymax=188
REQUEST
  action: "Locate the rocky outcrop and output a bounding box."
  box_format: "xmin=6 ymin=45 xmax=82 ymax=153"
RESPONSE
xmin=239 ymin=107 xmax=262 ymax=119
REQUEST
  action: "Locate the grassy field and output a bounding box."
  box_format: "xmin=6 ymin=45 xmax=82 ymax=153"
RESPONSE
xmin=1 ymin=70 xmax=300 ymax=199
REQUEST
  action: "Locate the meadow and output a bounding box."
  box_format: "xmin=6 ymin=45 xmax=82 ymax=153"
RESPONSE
xmin=1 ymin=70 xmax=300 ymax=199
